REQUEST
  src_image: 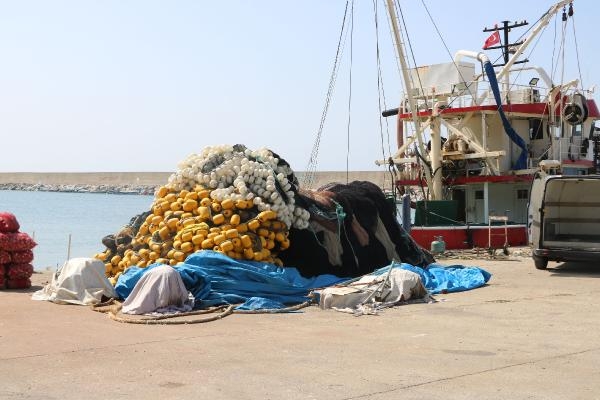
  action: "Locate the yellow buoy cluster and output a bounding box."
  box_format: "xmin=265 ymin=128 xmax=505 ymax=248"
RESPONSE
xmin=95 ymin=184 xmax=290 ymax=284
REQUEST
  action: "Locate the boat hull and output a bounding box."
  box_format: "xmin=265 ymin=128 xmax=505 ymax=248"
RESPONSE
xmin=409 ymin=224 xmax=527 ymax=250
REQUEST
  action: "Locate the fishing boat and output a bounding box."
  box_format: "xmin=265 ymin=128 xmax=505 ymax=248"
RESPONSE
xmin=375 ymin=0 xmax=599 ymax=252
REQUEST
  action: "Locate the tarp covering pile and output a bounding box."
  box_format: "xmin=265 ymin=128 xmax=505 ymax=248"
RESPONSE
xmin=32 ymin=253 xmax=491 ymax=318
xmin=113 ymin=251 xmax=490 ymax=313
xmin=32 ymin=258 xmax=116 ymax=305
xmin=399 ymin=263 xmax=492 ymax=294
xmin=121 ymin=265 xmax=194 ymax=314
xmin=318 ymin=261 xmax=491 ymax=315
xmin=116 ymin=251 xmax=347 ymax=310
xmin=319 ymin=268 xmax=428 ymax=314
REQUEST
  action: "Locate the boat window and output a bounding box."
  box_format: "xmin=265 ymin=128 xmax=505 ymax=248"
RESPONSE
xmin=529 ymin=119 xmax=544 ymax=140
xmin=517 ymin=189 xmax=528 ymax=199
xmin=475 ymin=190 xmax=484 ymax=200
xmin=572 ymin=124 xmax=582 ymax=136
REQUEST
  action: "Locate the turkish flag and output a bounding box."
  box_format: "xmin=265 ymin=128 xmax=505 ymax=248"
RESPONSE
xmin=483 ymin=30 xmax=500 ymax=49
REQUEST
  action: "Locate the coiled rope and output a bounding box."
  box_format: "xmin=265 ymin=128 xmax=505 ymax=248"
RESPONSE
xmin=92 ymin=299 xmax=313 ymax=325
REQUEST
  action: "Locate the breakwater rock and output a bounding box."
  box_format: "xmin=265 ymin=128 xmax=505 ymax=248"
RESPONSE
xmin=0 ymin=171 xmax=388 ymax=195
xmin=0 ymin=183 xmax=157 ymax=195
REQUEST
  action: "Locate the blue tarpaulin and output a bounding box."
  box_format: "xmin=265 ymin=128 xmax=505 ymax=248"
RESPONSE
xmin=398 ymin=262 xmax=491 ymax=294
xmin=115 ymin=252 xmax=491 ymax=310
xmin=115 ymin=251 xmax=347 ymax=310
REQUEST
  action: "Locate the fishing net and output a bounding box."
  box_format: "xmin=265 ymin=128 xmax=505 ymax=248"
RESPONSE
xmin=95 ymin=145 xmax=433 ymax=283
xmin=280 ymin=181 xmax=433 ymax=277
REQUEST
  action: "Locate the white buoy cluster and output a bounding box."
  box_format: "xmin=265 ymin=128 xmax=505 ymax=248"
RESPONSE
xmin=167 ymin=144 xmax=310 ymax=229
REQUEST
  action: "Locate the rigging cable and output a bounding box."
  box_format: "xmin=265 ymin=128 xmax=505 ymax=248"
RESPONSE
xmin=395 ymin=1 xmax=429 ymax=111
xmin=420 ymin=0 xmax=477 ymax=106
xmin=393 ymin=0 xmax=433 ymax=183
xmin=551 ymin=7 xmax=558 ymax=81
xmin=559 ymin=5 xmax=568 ymax=138
xmin=346 ymin=0 xmax=355 ymax=185
xmin=570 ymin=7 xmax=584 ymax=90
xmin=302 ymin=1 xmax=350 ymax=189
xmin=373 ymin=0 xmax=395 ymax=194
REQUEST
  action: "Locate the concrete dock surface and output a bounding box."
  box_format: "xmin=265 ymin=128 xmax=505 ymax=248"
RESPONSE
xmin=1 ymin=253 xmax=599 ymax=400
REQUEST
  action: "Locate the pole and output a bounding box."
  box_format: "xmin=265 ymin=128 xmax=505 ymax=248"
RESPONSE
xmin=431 ymin=107 xmax=443 ymax=200
xmin=384 ymin=0 xmax=433 ymax=197
xmin=67 ymin=233 xmax=71 ymax=260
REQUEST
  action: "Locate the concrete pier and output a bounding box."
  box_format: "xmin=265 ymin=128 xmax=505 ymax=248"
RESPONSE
xmin=1 ymin=254 xmax=599 ymax=399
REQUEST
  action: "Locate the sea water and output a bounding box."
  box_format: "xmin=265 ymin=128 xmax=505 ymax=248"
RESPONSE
xmin=0 ymin=190 xmax=153 ymax=270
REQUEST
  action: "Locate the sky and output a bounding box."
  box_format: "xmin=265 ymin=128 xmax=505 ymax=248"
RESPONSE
xmin=0 ymin=0 xmax=597 ymax=173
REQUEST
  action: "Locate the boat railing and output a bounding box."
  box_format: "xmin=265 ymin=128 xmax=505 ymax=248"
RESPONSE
xmin=406 ymin=82 xmax=550 ymax=111
xmin=553 ymin=136 xmax=586 ymax=162
xmin=395 ymin=156 xmax=487 ymax=181
xmin=479 ymin=83 xmax=548 ymax=106
xmin=529 ymin=135 xmax=592 ymax=170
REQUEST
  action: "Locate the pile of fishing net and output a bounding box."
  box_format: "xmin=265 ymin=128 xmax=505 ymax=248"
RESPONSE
xmin=0 ymin=212 xmax=36 ymax=289
xmin=281 ymin=181 xmax=433 ymax=277
xmin=95 ymin=144 xmax=432 ymax=284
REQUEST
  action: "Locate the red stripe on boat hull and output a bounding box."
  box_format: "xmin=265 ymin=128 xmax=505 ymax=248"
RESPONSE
xmin=409 ymin=225 xmax=527 ymax=250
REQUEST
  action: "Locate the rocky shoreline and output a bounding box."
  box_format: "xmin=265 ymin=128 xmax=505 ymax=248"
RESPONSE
xmin=0 ymin=171 xmax=388 ymax=196
xmin=0 ymin=183 xmax=157 ymax=195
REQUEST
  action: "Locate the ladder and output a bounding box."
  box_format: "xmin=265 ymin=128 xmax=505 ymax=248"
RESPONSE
xmin=488 ymin=215 xmax=509 ymax=255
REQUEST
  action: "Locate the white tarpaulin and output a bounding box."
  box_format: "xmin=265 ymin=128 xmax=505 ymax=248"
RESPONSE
xmin=319 ymin=268 xmax=428 ymax=314
xmin=32 ymin=257 xmax=116 ymax=305
xmin=121 ymin=264 xmax=194 ymax=315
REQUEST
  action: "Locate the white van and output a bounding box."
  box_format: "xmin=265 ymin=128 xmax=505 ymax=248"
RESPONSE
xmin=528 ymin=173 xmax=600 ymax=269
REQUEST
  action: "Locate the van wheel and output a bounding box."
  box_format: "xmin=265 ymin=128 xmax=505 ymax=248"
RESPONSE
xmin=533 ymin=256 xmax=548 ymax=270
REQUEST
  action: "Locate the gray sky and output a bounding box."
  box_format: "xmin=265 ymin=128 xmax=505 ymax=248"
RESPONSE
xmin=0 ymin=0 xmax=596 ymax=173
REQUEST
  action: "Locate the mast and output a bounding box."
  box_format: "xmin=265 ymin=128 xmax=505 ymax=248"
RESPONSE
xmin=384 ymin=0 xmax=439 ymax=200
xmin=497 ymin=0 xmax=571 ymax=81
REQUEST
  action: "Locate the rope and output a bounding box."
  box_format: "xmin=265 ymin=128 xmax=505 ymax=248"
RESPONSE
xmin=419 ymin=0 xmax=476 ymax=105
xmin=307 ymin=199 xmax=346 ymax=249
xmin=92 ymin=300 xmax=236 ymax=325
xmin=373 ymin=0 xmax=394 ymax=194
xmin=345 ymin=0 xmax=355 ymax=185
xmin=570 ymin=13 xmax=584 ymax=90
xmin=395 ymin=1 xmax=429 ymax=110
xmin=92 ymin=299 xmax=314 ymax=325
xmin=303 ymin=1 xmax=350 ymax=189
xmin=232 ymin=300 xmax=312 ymax=314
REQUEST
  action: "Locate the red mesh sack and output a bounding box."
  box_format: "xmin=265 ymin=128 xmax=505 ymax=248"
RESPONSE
xmin=7 ymin=278 xmax=31 ymax=289
xmin=0 ymin=212 xmax=20 ymax=233
xmin=10 ymin=250 xmax=34 ymax=264
xmin=7 ymin=263 xmax=33 ymax=279
xmin=0 ymin=232 xmax=37 ymax=251
xmin=0 ymin=249 xmax=10 ymax=264
xmin=0 ymin=275 xmax=5 ymax=289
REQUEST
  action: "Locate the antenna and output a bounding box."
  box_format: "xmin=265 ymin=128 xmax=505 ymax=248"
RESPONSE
xmin=483 ymin=20 xmax=529 ymax=67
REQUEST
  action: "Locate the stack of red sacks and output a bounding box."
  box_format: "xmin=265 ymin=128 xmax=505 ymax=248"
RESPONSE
xmin=0 ymin=212 xmax=36 ymax=289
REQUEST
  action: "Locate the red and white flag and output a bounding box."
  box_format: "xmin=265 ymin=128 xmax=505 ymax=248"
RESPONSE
xmin=483 ymin=29 xmax=500 ymax=49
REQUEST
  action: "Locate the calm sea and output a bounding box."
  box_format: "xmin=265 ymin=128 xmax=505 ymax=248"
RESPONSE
xmin=0 ymin=190 xmax=153 ymax=270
